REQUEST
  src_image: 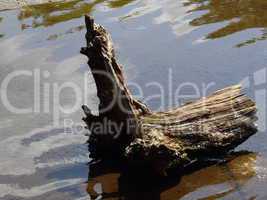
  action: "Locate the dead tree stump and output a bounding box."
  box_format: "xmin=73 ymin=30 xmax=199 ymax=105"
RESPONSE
xmin=81 ymin=15 xmax=257 ymax=175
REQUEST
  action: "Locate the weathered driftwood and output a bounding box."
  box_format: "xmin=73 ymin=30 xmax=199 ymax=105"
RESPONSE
xmin=81 ymin=15 xmax=150 ymax=158
xmin=81 ymin=15 xmax=257 ymax=175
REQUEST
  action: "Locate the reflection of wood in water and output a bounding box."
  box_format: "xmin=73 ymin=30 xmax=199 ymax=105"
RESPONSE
xmin=87 ymin=153 xmax=256 ymax=200
xmin=161 ymin=153 xmax=256 ymax=200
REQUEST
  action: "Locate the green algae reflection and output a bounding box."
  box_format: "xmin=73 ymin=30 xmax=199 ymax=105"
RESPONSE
xmin=16 ymin=0 xmax=267 ymax=46
xmin=186 ymin=0 xmax=267 ymax=46
xmin=18 ymin=0 xmax=136 ymax=28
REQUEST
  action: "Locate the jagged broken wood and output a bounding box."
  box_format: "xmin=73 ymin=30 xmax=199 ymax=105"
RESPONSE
xmin=81 ymin=15 xmax=257 ymax=175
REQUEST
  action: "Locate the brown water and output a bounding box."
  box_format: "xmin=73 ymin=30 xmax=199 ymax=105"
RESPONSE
xmin=0 ymin=0 xmax=267 ymax=199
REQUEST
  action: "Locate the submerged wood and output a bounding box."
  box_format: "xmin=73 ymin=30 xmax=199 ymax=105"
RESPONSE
xmin=81 ymin=15 xmax=257 ymax=175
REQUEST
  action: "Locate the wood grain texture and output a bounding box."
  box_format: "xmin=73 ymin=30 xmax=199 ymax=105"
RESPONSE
xmin=81 ymin=15 xmax=257 ymax=175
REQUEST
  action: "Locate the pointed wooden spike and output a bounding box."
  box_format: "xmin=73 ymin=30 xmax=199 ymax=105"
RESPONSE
xmin=85 ymin=14 xmax=94 ymax=32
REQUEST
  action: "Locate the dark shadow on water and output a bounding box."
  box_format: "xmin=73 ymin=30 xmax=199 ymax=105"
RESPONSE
xmin=87 ymin=151 xmax=257 ymax=200
xmin=0 ymin=17 xmax=4 ymax=38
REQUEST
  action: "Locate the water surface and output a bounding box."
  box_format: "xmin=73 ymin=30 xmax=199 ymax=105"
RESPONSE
xmin=0 ymin=0 xmax=267 ymax=199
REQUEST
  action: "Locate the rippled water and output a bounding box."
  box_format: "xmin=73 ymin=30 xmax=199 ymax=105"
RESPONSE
xmin=0 ymin=0 xmax=267 ymax=199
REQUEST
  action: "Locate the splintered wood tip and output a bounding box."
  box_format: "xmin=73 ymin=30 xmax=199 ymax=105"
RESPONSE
xmin=85 ymin=15 xmax=94 ymax=31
